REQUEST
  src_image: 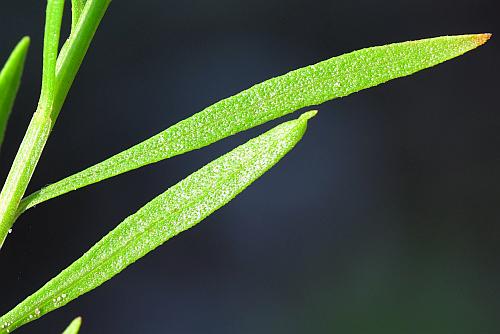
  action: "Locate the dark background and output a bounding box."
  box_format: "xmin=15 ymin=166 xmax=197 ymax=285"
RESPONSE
xmin=1 ymin=0 xmax=499 ymax=333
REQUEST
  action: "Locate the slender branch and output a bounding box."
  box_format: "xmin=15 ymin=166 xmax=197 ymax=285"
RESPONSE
xmin=39 ymin=0 xmax=65 ymax=108
xmin=0 ymin=0 xmax=64 ymax=249
xmin=0 ymin=0 xmax=111 ymax=250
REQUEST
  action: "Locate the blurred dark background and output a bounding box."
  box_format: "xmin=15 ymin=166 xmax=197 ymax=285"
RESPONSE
xmin=1 ymin=0 xmax=499 ymax=333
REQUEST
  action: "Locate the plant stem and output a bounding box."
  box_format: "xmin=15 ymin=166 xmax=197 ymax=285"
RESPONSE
xmin=0 ymin=108 xmax=52 ymax=248
xmin=0 ymin=0 xmax=111 ymax=250
xmin=53 ymin=0 xmax=112 ymax=121
xmin=0 ymin=0 xmax=64 ymax=250
xmin=40 ymin=0 xmax=65 ymax=109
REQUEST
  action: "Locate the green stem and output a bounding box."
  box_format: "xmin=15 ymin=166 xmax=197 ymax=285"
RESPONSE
xmin=0 ymin=109 xmax=51 ymax=247
xmin=53 ymin=0 xmax=111 ymax=121
xmin=0 ymin=0 xmax=64 ymax=250
xmin=0 ymin=0 xmax=111 ymax=250
xmin=40 ymin=0 xmax=65 ymax=108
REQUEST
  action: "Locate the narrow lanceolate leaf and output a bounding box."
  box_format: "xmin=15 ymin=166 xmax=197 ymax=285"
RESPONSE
xmin=0 ymin=37 xmax=30 ymax=147
xmin=18 ymin=33 xmax=490 ymax=216
xmin=62 ymin=317 xmax=82 ymax=334
xmin=0 ymin=111 xmax=316 ymax=333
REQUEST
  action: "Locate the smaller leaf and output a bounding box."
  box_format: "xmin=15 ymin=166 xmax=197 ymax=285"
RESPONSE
xmin=0 ymin=111 xmax=316 ymax=333
xmin=62 ymin=317 xmax=82 ymax=334
xmin=0 ymin=37 xmax=30 ymax=147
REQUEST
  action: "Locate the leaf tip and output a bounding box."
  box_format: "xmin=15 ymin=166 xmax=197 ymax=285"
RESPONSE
xmin=62 ymin=316 xmax=83 ymax=334
xmin=21 ymin=35 xmax=30 ymax=44
xmin=19 ymin=36 xmax=31 ymax=47
xmin=299 ymin=110 xmax=318 ymax=122
xmin=473 ymin=33 xmax=492 ymax=46
xmin=69 ymin=317 xmax=83 ymax=329
xmin=13 ymin=36 xmax=30 ymax=57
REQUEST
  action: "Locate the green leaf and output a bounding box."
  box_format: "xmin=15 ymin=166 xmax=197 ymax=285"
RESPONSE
xmin=0 ymin=37 xmax=30 ymax=147
xmin=17 ymin=33 xmax=490 ymax=216
xmin=0 ymin=111 xmax=315 ymax=333
xmin=62 ymin=317 xmax=82 ymax=334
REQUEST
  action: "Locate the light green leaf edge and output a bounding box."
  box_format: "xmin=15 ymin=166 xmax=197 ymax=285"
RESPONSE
xmin=0 ymin=37 xmax=30 ymax=148
xmin=62 ymin=317 xmax=82 ymax=334
xmin=17 ymin=33 xmax=491 ymax=217
xmin=0 ymin=111 xmax=316 ymax=333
